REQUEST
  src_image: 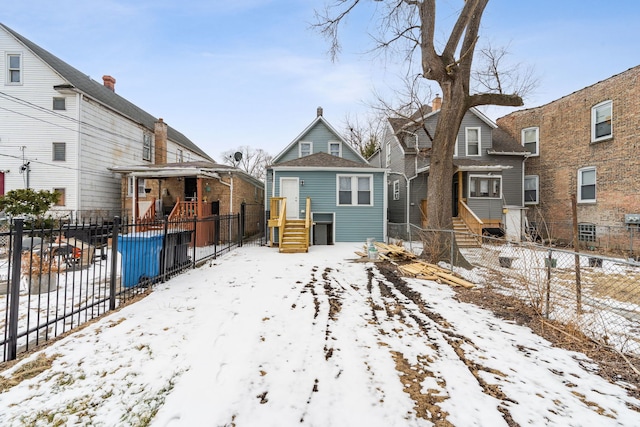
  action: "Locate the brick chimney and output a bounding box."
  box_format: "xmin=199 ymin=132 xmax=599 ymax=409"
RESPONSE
xmin=317 ymin=106 xmax=323 ymax=117
xmin=102 ymin=75 xmax=116 ymax=92
xmin=432 ymin=94 xmax=442 ymax=112
xmin=154 ymin=118 xmax=168 ymax=164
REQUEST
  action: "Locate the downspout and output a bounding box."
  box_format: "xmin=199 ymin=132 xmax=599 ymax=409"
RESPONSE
xmin=215 ymin=173 xmax=232 ymax=214
xmin=132 ymin=173 xmax=137 ymax=225
xmin=76 ymin=92 xmax=82 ymax=217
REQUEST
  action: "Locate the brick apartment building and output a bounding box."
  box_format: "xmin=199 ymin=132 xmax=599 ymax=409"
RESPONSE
xmin=497 ymin=65 xmax=640 ymax=253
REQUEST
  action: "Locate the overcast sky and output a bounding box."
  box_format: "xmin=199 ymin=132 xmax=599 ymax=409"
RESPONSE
xmin=3 ymin=0 xmax=640 ymax=161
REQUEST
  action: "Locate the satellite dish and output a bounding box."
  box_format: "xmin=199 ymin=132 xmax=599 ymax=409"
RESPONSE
xmin=233 ymin=151 xmax=243 ymax=162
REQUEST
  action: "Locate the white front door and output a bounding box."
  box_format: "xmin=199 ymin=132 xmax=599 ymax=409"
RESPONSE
xmin=280 ymin=177 xmax=299 ymax=219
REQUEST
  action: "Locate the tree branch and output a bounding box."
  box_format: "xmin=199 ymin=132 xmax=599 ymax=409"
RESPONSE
xmin=467 ymin=92 xmax=523 ymax=109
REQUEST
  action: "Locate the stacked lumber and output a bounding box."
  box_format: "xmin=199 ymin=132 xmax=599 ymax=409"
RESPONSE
xmin=355 ymin=242 xmax=416 ymax=261
xmin=354 ymin=241 xmax=475 ymax=288
xmin=398 ymin=261 xmax=475 ymax=288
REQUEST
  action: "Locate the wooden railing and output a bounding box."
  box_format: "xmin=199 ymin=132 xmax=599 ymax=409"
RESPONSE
xmin=136 ymin=198 xmax=157 ymax=231
xmin=168 ymin=197 xmax=198 ymax=220
xmin=268 ymin=197 xmax=286 ymax=246
xmin=458 ymin=200 xmax=483 ymax=237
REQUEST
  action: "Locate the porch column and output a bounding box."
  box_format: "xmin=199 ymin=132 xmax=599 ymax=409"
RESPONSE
xmin=196 ymin=177 xmax=204 ymax=217
xmin=457 ymin=170 xmax=463 ymax=201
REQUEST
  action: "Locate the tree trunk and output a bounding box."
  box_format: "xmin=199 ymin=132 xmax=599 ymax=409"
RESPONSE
xmin=423 ymin=81 xmax=473 ymax=268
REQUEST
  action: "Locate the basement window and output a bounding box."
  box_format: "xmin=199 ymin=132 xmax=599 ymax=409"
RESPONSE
xmin=578 ymin=223 xmax=596 ymax=242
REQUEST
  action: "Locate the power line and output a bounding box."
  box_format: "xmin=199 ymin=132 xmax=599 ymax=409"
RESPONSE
xmin=0 ymin=91 xmax=206 ymax=161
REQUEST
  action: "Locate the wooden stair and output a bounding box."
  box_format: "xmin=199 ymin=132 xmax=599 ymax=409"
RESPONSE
xmin=279 ymin=219 xmax=309 ymax=253
xmin=452 ymin=217 xmax=481 ymax=248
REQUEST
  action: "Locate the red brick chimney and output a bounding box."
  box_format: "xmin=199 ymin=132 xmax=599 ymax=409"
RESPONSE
xmin=432 ymin=94 xmax=442 ymax=112
xmin=154 ymin=118 xmax=168 ymax=164
xmin=102 ymin=75 xmax=116 ymax=92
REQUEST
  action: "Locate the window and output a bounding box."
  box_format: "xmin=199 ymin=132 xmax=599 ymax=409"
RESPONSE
xmin=578 ymin=167 xmax=596 ymax=203
xmin=469 ymin=175 xmax=501 ymax=198
xmin=524 ymin=175 xmax=539 ymax=204
xmin=578 ymin=223 xmax=596 ymax=242
xmin=7 ymin=53 xmax=21 ymax=84
xmin=127 ymin=177 xmax=146 ymax=196
xmin=453 ymin=136 xmax=458 ymax=157
xmin=393 ymin=180 xmax=400 ymax=201
xmin=592 ymin=101 xmax=612 ymax=142
xmin=143 ymin=134 xmax=152 ymax=161
xmin=53 ymin=97 xmax=66 ymax=110
xmin=299 ymin=142 xmax=312 ymax=157
xmin=52 ymin=142 xmax=66 ymax=161
xmin=53 ymin=188 xmax=66 ymax=206
xmin=176 ymin=148 xmax=184 ymax=162
xmin=385 ymin=142 xmax=391 ymax=166
xmin=466 ymin=127 xmax=481 ymax=156
xmin=522 ymin=127 xmax=539 ymax=155
xmin=337 ymin=175 xmax=373 ymax=206
xmin=329 ymin=142 xmax=341 ymax=157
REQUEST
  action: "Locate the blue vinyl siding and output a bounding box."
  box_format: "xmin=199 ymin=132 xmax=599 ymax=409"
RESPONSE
xmin=276 ymin=121 xmax=362 ymax=163
xmin=268 ymin=169 xmax=384 ymax=242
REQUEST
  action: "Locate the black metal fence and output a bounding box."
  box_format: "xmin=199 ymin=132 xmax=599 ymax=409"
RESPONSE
xmin=0 ymin=206 xmax=266 ymax=363
xmin=388 ymin=222 xmax=640 ymax=356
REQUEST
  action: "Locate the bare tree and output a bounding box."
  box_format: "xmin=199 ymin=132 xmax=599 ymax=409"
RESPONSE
xmin=315 ymin=0 xmax=534 ymax=262
xmin=343 ymin=113 xmax=385 ymax=159
xmin=221 ymin=146 xmax=272 ymax=182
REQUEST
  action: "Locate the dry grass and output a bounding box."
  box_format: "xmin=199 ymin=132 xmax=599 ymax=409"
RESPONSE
xmin=0 ymin=352 xmax=61 ymax=393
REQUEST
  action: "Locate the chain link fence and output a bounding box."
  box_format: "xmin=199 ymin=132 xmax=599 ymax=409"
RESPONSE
xmin=388 ymin=222 xmax=640 ymax=356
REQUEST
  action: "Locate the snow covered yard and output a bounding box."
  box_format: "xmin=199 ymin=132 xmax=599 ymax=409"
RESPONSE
xmin=0 ymin=244 xmax=638 ymax=426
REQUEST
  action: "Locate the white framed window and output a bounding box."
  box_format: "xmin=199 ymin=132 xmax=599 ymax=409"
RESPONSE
xmin=385 ymin=142 xmax=391 ymax=166
xmin=176 ymin=148 xmax=184 ymax=162
xmin=6 ymin=53 xmax=22 ymax=84
xmin=522 ymin=127 xmax=539 ymax=156
xmin=299 ymin=141 xmax=312 ymax=157
xmin=53 ymin=97 xmax=66 ymax=111
xmin=469 ymin=175 xmax=501 ymax=198
xmin=465 ymin=127 xmax=481 ymax=156
xmin=392 ymin=180 xmax=400 ymax=201
xmin=524 ymin=175 xmax=539 ymax=204
xmin=185 ymin=152 xmax=191 ymax=161
xmin=453 ymin=136 xmax=459 ymax=157
xmin=329 ymin=141 xmax=341 ymax=157
xmin=591 ymin=100 xmax=612 ymax=142
xmin=143 ymin=134 xmax=152 ymax=161
xmin=337 ymin=174 xmax=373 ymax=206
xmin=578 ymin=167 xmax=596 ymax=203
xmin=127 ymin=177 xmax=146 ymax=197
xmin=52 ymin=142 xmax=66 ymax=161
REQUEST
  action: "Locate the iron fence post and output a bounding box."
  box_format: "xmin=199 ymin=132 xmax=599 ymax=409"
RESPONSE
xmin=109 ymin=217 xmax=120 ymax=311
xmin=161 ymin=216 xmax=169 ymax=282
xmin=192 ymin=216 xmax=197 ymax=269
xmin=240 ymin=202 xmax=246 ymax=247
xmin=7 ymin=219 xmax=24 ymax=361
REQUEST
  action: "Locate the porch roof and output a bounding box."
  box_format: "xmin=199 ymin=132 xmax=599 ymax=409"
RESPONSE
xmin=417 ymin=158 xmax=515 ymax=174
xmin=109 ymin=161 xmax=232 ymax=179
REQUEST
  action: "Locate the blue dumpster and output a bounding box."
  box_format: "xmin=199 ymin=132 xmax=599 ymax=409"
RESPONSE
xmin=117 ymin=232 xmax=164 ymax=288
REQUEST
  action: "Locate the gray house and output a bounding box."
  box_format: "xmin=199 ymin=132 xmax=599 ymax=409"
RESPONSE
xmin=266 ymin=108 xmax=387 ymax=252
xmin=371 ymin=99 xmax=528 ymax=244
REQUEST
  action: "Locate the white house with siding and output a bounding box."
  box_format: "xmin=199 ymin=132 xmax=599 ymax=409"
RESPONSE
xmin=0 ymin=23 xmax=213 ymax=219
